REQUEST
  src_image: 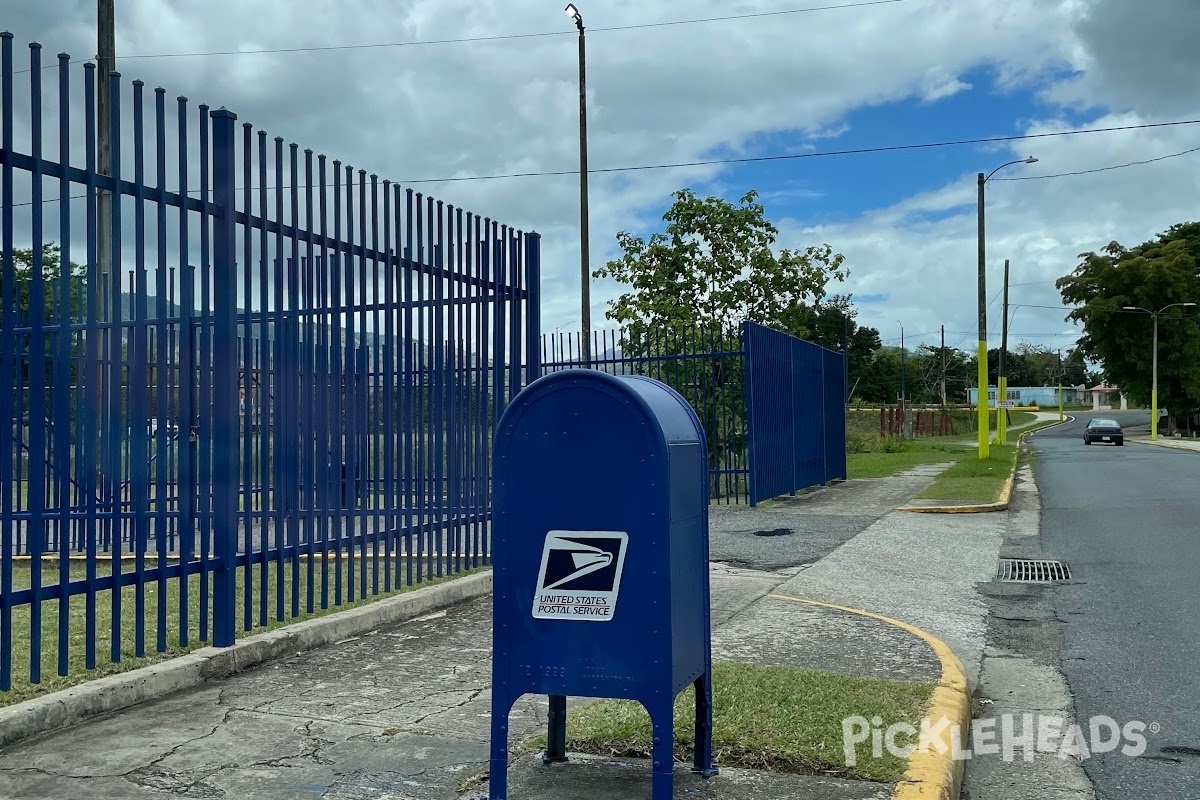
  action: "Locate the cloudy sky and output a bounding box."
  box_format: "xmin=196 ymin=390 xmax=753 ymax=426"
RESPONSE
xmin=5 ymin=0 xmax=1200 ymax=360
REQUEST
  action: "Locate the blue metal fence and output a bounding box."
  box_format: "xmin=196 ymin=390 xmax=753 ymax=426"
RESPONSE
xmin=541 ymin=321 xmax=846 ymax=506
xmin=542 ymin=325 xmax=748 ymax=503
xmin=0 ymin=33 xmax=538 ymax=692
xmin=743 ymin=321 xmax=846 ymax=505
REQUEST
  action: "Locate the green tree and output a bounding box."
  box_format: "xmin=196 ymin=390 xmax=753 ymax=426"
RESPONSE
xmin=780 ymin=293 xmax=881 ymax=387
xmin=855 ymin=346 xmax=902 ymax=404
xmin=0 ymin=243 xmax=85 ymax=321
xmin=1 ymin=244 xmax=87 ymax=387
xmin=596 ymin=189 xmax=847 ymax=486
xmin=595 ymin=188 xmax=846 ymax=337
xmin=1058 ymin=223 xmax=1200 ymax=433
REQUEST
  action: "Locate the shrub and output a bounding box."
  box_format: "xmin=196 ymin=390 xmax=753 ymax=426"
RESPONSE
xmin=880 ymin=437 xmax=914 ymax=453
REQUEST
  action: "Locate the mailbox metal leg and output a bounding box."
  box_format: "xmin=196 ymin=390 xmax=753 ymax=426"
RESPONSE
xmin=692 ymin=673 xmax=718 ymax=776
xmin=543 ymin=694 xmax=569 ymax=763
xmin=489 ymin=690 xmax=517 ymax=800
xmin=650 ymin=704 xmax=676 ymax=800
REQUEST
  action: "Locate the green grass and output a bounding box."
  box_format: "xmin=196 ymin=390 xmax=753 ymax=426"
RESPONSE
xmin=523 ymin=662 xmax=933 ymax=783
xmin=2 ymin=557 xmax=480 ymax=707
xmin=914 ymin=444 xmax=1016 ymax=502
xmin=846 ymin=408 xmax=1061 ymax=481
xmin=847 ymin=443 xmax=963 ymax=479
xmin=845 ymin=409 xmax=1035 ymax=438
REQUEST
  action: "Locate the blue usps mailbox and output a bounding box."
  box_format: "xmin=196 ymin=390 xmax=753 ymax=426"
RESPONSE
xmin=489 ymin=369 xmax=716 ymax=799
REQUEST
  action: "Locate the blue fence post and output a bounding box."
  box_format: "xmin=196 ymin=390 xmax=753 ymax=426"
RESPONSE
xmin=741 ymin=321 xmax=757 ymax=507
xmin=210 ymin=107 xmax=239 ymax=647
xmin=524 ymin=232 xmax=541 ymax=385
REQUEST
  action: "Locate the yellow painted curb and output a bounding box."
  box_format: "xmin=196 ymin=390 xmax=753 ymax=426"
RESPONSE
xmin=896 ymin=417 xmax=1073 ymax=514
xmin=766 ymin=594 xmax=970 ymax=800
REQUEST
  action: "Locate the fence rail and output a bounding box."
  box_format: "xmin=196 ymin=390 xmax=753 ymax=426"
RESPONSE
xmin=0 ymin=33 xmax=538 ymax=693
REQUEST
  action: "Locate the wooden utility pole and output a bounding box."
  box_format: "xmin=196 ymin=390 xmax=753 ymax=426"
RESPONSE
xmin=97 ymin=0 xmax=114 ymax=323
xmin=95 ymin=0 xmax=115 ymax=483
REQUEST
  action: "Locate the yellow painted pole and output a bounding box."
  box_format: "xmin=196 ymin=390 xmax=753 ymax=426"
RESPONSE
xmin=1151 ymin=388 xmax=1158 ymax=442
xmin=1058 ymin=384 xmax=1063 ymax=421
xmin=977 ymin=341 xmax=989 ymax=458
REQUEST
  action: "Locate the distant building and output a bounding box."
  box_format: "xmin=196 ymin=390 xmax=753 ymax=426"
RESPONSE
xmin=968 ymin=385 xmax=1082 ymax=408
xmin=1083 ymin=384 xmax=1126 ymax=410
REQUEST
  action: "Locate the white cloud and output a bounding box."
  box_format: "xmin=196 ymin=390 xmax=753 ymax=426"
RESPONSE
xmin=919 ymin=67 xmax=971 ymax=103
xmin=4 ymin=0 xmax=1199 ymax=351
xmin=781 ymin=111 xmax=1200 ymax=356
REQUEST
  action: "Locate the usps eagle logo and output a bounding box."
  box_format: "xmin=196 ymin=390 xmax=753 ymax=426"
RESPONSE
xmin=532 ymin=531 xmax=628 ymax=621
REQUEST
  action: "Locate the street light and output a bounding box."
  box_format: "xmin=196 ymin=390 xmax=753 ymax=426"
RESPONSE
xmin=1122 ymin=302 xmax=1198 ymax=440
xmin=565 ymin=4 xmax=591 ymax=363
xmin=976 ymin=155 xmax=1037 ymax=458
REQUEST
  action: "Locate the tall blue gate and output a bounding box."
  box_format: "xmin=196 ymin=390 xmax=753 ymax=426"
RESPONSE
xmin=0 ymin=33 xmax=539 ymax=694
xmin=540 ymin=322 xmax=846 ymax=507
xmin=743 ymin=321 xmax=846 ymax=505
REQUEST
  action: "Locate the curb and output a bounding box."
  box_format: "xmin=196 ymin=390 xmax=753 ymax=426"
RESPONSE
xmin=0 ymin=570 xmax=492 ymax=749
xmin=1126 ymin=437 xmax=1200 ymax=453
xmin=896 ymin=417 xmax=1073 ymax=514
xmin=766 ymin=594 xmax=970 ymax=800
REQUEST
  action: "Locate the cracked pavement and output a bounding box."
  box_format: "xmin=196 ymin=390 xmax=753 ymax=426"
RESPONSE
xmin=0 ymin=601 xmax=534 ymax=800
xmin=0 ymin=473 xmax=950 ymax=800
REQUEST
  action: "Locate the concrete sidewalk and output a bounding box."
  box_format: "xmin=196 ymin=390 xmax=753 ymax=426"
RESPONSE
xmin=0 ymin=582 xmax=940 ymax=800
xmin=0 ymin=468 xmax=991 ymax=800
xmin=1126 ymin=434 xmax=1200 ymax=452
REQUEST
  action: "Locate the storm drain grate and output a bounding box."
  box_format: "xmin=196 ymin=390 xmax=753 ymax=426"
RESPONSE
xmin=752 ymin=528 xmax=794 ymax=537
xmin=997 ymin=559 xmax=1071 ymax=582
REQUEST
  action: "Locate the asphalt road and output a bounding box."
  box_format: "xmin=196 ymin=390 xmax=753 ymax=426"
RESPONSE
xmin=1030 ymin=411 xmax=1200 ymax=798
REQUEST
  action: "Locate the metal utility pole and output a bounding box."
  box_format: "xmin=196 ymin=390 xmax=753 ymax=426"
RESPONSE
xmin=1057 ymin=348 xmax=1064 ymax=422
xmin=1122 ymin=302 xmax=1198 ymax=440
xmin=998 ymin=258 xmax=1010 ymax=444
xmin=940 ymin=324 xmax=946 ymax=407
xmin=565 ymin=4 xmax=591 ymax=363
xmin=897 ymin=321 xmax=908 ymax=438
xmin=844 ymin=316 xmax=850 ymax=408
xmin=551 ymin=4 xmax=586 ymax=743
xmin=975 ymin=171 xmax=989 ymax=457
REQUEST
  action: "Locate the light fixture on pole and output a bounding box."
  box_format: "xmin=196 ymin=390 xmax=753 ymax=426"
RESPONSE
xmin=976 ymin=155 xmax=1037 ymax=458
xmin=565 ymin=3 xmax=591 ymax=363
xmin=1122 ymin=302 xmax=1197 ymax=440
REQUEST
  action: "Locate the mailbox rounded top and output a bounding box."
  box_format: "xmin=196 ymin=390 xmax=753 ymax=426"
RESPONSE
xmin=496 ymin=369 xmax=705 ymax=449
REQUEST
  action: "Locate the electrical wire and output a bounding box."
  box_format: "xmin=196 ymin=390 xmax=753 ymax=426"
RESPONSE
xmin=395 ymin=120 xmax=1200 ymax=183
xmin=992 ymin=145 xmax=1200 ymax=181
xmin=7 ymin=0 xmax=908 ymax=73
xmin=12 ymin=118 xmax=1200 ymax=210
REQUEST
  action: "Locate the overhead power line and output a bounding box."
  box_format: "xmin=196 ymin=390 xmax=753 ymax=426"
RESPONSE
xmin=10 ymin=119 xmax=1200 ymax=208
xmin=8 ymin=0 xmax=908 ymax=73
xmin=395 ymin=120 xmax=1200 ymax=183
xmin=992 ymin=145 xmax=1200 ymax=181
